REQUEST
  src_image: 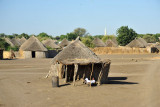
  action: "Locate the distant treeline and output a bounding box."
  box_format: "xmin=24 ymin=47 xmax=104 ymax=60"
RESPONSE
xmin=0 ymin=26 xmax=160 ymax=50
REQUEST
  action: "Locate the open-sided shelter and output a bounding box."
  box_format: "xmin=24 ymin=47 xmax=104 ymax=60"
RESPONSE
xmin=19 ymin=36 xmax=48 ymax=58
xmin=47 ymin=38 xmax=111 ymax=85
xmin=127 ymin=38 xmax=148 ymax=48
xmin=59 ymin=38 xmax=70 ymax=48
xmin=42 ymin=39 xmax=60 ymax=49
xmin=105 ymin=39 xmax=118 ymax=47
xmin=92 ymin=38 xmax=106 ymax=47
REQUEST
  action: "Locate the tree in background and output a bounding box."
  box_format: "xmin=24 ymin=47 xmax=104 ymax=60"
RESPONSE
xmin=67 ymin=33 xmax=78 ymax=41
xmin=0 ymin=38 xmax=10 ymax=50
xmin=73 ymin=28 xmax=87 ymax=37
xmin=117 ymin=26 xmax=137 ymax=46
xmin=0 ymin=33 xmax=6 ymax=38
xmin=19 ymin=33 xmax=30 ymax=39
xmin=81 ymin=37 xmax=94 ymax=48
xmin=102 ymin=35 xmax=116 ymax=42
xmin=37 ymin=32 xmax=52 ymax=41
xmin=143 ymin=35 xmax=156 ymax=43
xmin=94 ymin=35 xmax=104 ymax=39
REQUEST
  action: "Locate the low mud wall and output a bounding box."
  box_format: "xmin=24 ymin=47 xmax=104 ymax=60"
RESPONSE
xmin=91 ymin=47 xmax=150 ymax=55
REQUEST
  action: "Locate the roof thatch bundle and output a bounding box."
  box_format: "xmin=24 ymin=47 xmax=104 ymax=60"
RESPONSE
xmin=92 ymin=38 xmax=106 ymax=47
xmin=42 ymin=39 xmax=60 ymax=49
xmin=105 ymin=39 xmax=118 ymax=47
xmin=20 ymin=37 xmax=27 ymax=45
xmin=20 ymin=36 xmax=47 ymax=51
xmin=10 ymin=38 xmax=21 ymax=47
xmin=59 ymin=38 xmax=70 ymax=47
xmin=127 ymin=38 xmax=148 ymax=48
xmin=4 ymin=38 xmax=15 ymax=47
xmin=52 ymin=39 xmax=105 ymax=65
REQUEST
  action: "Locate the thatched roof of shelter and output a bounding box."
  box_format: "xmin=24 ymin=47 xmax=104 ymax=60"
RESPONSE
xmin=105 ymin=39 xmax=118 ymax=47
xmin=42 ymin=39 xmax=60 ymax=49
xmin=20 ymin=37 xmax=27 ymax=45
xmin=20 ymin=36 xmax=47 ymax=51
xmin=10 ymin=38 xmax=21 ymax=47
xmin=59 ymin=38 xmax=70 ymax=47
xmin=52 ymin=39 xmax=106 ymax=65
xmin=92 ymin=38 xmax=106 ymax=47
xmin=127 ymin=38 xmax=148 ymax=48
xmin=4 ymin=38 xmax=15 ymax=47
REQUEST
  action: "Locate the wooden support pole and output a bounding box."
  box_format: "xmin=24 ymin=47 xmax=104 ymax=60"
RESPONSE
xmin=65 ymin=65 xmax=68 ymax=83
xmin=90 ymin=63 xmax=94 ymax=87
xmin=73 ymin=64 xmax=78 ymax=86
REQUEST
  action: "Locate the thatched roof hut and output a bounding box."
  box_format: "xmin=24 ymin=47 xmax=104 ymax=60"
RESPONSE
xmin=19 ymin=36 xmax=48 ymax=58
xmin=4 ymin=38 xmax=15 ymax=47
xmin=92 ymin=38 xmax=106 ymax=47
xmin=105 ymin=39 xmax=118 ymax=47
xmin=127 ymin=38 xmax=148 ymax=48
xmin=20 ymin=37 xmax=27 ymax=45
xmin=59 ymin=38 xmax=70 ymax=48
xmin=47 ymin=38 xmax=111 ymax=85
xmin=10 ymin=38 xmax=21 ymax=47
xmin=42 ymin=39 xmax=60 ymax=49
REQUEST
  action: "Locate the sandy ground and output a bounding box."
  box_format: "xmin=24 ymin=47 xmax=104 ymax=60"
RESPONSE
xmin=0 ymin=54 xmax=160 ymax=107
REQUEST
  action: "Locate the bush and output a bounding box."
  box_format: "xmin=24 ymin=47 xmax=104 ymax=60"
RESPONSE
xmin=81 ymin=37 xmax=95 ymax=48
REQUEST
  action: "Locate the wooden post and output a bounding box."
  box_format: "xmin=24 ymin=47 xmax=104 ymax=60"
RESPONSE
xmin=90 ymin=63 xmax=94 ymax=87
xmin=65 ymin=65 xmax=68 ymax=83
xmin=98 ymin=63 xmax=104 ymax=85
xmin=73 ymin=64 xmax=78 ymax=86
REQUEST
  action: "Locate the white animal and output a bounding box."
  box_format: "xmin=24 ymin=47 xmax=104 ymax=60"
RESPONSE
xmin=85 ymin=78 xmax=95 ymax=84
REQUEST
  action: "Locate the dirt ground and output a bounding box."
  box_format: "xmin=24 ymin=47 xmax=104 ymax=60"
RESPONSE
xmin=0 ymin=54 xmax=160 ymax=107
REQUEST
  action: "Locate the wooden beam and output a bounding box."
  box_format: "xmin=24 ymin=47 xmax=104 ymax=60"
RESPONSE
xmin=73 ymin=64 xmax=78 ymax=86
xmin=90 ymin=63 xmax=94 ymax=87
xmin=65 ymin=65 xmax=68 ymax=83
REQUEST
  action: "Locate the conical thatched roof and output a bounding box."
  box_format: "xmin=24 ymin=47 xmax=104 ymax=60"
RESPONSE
xmin=111 ymin=38 xmax=118 ymax=46
xmin=92 ymin=38 xmax=106 ymax=47
xmin=10 ymin=38 xmax=21 ymax=47
xmin=4 ymin=38 xmax=15 ymax=47
xmin=59 ymin=38 xmax=70 ymax=47
xmin=42 ymin=39 xmax=60 ymax=49
xmin=20 ymin=36 xmax=47 ymax=51
xmin=105 ymin=39 xmax=118 ymax=47
xmin=20 ymin=37 xmax=27 ymax=45
xmin=52 ymin=39 xmax=103 ymax=65
xmin=127 ymin=38 xmax=148 ymax=48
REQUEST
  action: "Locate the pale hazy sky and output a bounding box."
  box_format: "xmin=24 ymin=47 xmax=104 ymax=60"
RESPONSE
xmin=0 ymin=0 xmax=160 ymax=36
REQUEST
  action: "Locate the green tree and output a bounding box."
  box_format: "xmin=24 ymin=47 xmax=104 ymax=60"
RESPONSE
xmin=0 ymin=33 xmax=6 ymax=38
xmin=60 ymin=35 xmax=67 ymax=41
xmin=81 ymin=37 xmax=95 ymax=48
xmin=67 ymin=33 xmax=78 ymax=41
xmin=102 ymin=35 xmax=116 ymax=42
xmin=37 ymin=32 xmax=49 ymax=38
xmin=73 ymin=28 xmax=87 ymax=37
xmin=117 ymin=26 xmax=137 ymax=46
xmin=94 ymin=35 xmax=104 ymax=39
xmin=19 ymin=33 xmax=30 ymax=39
xmin=143 ymin=35 xmax=156 ymax=43
xmin=0 ymin=38 xmax=10 ymax=50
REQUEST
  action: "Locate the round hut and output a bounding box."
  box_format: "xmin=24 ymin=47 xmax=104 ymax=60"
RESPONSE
xmin=105 ymin=39 xmax=118 ymax=47
xmin=47 ymin=38 xmax=111 ymax=85
xmin=20 ymin=37 xmax=27 ymax=45
xmin=10 ymin=38 xmax=21 ymax=47
xmin=127 ymin=38 xmax=148 ymax=48
xmin=92 ymin=38 xmax=106 ymax=47
xmin=19 ymin=36 xmax=48 ymax=58
xmin=59 ymin=38 xmax=70 ymax=48
xmin=42 ymin=39 xmax=60 ymax=49
xmin=4 ymin=38 xmax=15 ymax=47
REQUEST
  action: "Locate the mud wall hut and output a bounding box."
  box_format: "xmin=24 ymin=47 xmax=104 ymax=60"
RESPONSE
xmin=47 ymin=38 xmax=111 ymax=85
xmin=19 ymin=36 xmax=48 ymax=59
xmin=59 ymin=38 xmax=70 ymax=48
xmin=127 ymin=38 xmax=148 ymax=48
xmin=105 ymin=39 xmax=118 ymax=47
